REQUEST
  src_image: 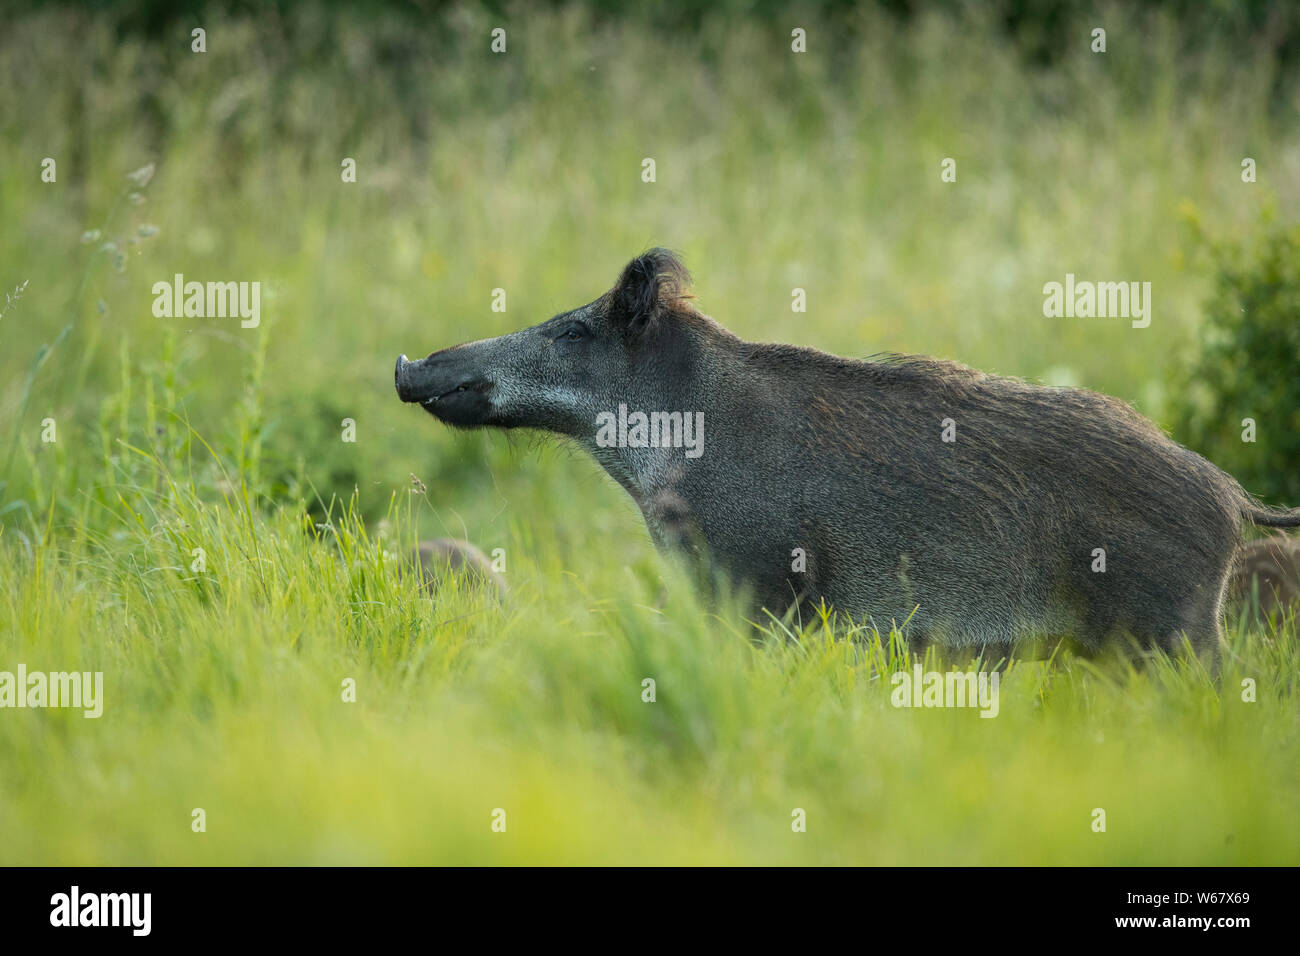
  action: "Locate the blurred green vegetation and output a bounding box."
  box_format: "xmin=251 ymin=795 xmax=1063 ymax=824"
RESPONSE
xmin=4 ymin=2 xmax=1297 ymax=529
xmin=1174 ymin=216 xmax=1300 ymax=506
xmin=1 ymin=2 xmax=1298 ymax=864
xmin=18 ymin=0 xmax=1300 ymax=88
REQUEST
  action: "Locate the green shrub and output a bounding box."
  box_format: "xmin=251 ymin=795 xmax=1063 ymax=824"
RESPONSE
xmin=1174 ymin=219 xmax=1300 ymax=505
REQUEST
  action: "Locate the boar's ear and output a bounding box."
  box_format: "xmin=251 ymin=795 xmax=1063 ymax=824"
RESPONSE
xmin=609 ymin=248 xmax=691 ymax=337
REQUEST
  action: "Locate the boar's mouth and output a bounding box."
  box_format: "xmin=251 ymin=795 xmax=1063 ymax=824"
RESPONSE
xmin=394 ymin=353 xmax=493 ymax=425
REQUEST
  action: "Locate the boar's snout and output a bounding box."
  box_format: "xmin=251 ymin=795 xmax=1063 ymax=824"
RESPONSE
xmin=394 ymin=353 xmax=419 ymax=401
xmin=394 ymin=350 xmax=494 ymax=426
xmin=393 ymin=350 xmax=475 ymax=404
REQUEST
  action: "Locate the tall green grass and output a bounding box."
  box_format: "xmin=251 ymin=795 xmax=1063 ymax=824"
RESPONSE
xmin=3 ymin=436 xmax=1297 ymax=863
xmin=1 ymin=3 xmax=1298 ymax=863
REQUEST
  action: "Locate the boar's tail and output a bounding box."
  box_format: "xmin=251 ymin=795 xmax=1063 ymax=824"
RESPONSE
xmin=1244 ymin=504 xmax=1300 ymax=528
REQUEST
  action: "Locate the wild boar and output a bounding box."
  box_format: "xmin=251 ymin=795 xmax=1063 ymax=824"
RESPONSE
xmin=394 ymin=249 xmax=1300 ymax=666
xmin=1227 ymin=534 xmax=1300 ymax=624
xmin=412 ymin=538 xmax=508 ymax=598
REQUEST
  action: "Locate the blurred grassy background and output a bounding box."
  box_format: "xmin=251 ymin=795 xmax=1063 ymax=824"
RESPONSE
xmin=1 ymin=1 xmax=1298 ymax=864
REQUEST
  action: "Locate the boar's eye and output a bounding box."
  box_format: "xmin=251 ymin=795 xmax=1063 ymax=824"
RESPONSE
xmin=561 ymin=324 xmax=588 ymax=342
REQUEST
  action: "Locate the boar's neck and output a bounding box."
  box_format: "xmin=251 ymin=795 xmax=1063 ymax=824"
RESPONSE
xmin=580 ymin=330 xmax=764 ymax=554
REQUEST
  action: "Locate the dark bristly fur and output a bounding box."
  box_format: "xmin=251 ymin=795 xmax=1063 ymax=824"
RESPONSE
xmin=395 ymin=249 xmax=1300 ymax=666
